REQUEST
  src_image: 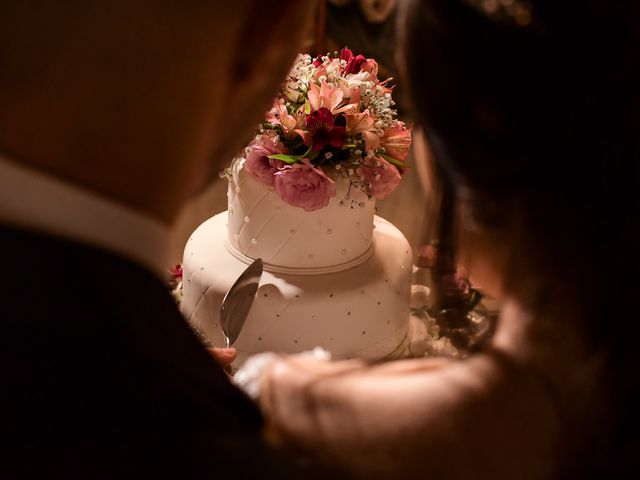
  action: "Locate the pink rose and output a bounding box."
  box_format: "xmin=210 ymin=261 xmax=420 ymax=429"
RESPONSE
xmin=244 ymin=132 xmax=286 ymax=185
xmin=358 ymin=156 xmax=402 ymax=200
xmin=274 ymin=160 xmax=336 ymax=212
xmin=381 ymin=123 xmax=412 ymax=161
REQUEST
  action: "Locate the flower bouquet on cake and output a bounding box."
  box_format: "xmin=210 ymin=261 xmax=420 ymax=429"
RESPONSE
xmin=181 ymin=48 xmax=417 ymax=365
xmin=233 ymin=47 xmax=412 ymax=210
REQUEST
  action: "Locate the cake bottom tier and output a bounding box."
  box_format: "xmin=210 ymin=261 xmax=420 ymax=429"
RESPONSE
xmin=181 ymin=212 xmax=413 ymax=365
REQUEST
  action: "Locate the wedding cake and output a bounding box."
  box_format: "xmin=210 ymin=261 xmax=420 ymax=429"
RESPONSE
xmin=180 ymin=49 xmax=414 ymax=364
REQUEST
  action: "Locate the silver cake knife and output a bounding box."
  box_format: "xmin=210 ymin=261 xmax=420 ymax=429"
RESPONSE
xmin=220 ymin=258 xmax=263 ymax=347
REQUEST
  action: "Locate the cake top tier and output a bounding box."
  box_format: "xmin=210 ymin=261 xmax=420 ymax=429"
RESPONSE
xmin=226 ymin=160 xmax=375 ymax=274
xmin=224 ymin=48 xmax=413 ymax=274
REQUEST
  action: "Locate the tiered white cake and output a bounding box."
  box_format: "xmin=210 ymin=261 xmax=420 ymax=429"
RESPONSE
xmin=181 ymin=159 xmax=413 ymax=364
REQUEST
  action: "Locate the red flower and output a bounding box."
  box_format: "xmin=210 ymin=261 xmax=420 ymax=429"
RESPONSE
xmin=340 ymin=47 xmax=354 ymax=63
xmin=340 ymin=47 xmax=367 ymax=75
xmin=169 ymin=264 xmax=183 ymax=280
xmin=306 ymin=107 xmax=346 ymax=152
xmin=346 ymin=54 xmax=366 ymax=75
xmin=313 ymin=56 xmax=323 ymax=67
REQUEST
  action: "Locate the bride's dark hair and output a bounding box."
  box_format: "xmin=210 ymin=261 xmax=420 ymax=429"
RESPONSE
xmin=398 ymin=0 xmax=640 ymax=476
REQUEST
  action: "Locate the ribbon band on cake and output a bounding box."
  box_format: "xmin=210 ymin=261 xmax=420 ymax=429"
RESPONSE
xmin=224 ymin=237 xmax=376 ymax=276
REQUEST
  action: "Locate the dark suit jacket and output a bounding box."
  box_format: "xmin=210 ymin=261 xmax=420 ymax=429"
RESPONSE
xmin=0 ymin=224 xmax=304 ymax=479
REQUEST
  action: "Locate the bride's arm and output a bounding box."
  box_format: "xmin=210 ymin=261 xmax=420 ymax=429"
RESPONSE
xmin=258 ymin=344 xmax=560 ymax=480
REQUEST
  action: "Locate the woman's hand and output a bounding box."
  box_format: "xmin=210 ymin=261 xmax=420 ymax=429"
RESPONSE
xmin=207 ymin=347 xmax=237 ymax=370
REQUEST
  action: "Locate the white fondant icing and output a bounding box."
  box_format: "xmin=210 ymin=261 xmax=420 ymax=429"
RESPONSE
xmin=181 ymin=213 xmax=412 ymax=364
xmin=181 ymin=160 xmax=414 ymax=364
xmin=227 ymin=159 xmax=375 ymax=271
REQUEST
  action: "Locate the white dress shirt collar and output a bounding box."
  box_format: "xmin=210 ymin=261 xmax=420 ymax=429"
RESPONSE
xmin=0 ymin=152 xmax=172 ymax=279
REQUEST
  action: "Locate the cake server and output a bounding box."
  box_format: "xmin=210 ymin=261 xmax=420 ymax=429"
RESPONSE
xmin=220 ymin=257 xmax=263 ymax=347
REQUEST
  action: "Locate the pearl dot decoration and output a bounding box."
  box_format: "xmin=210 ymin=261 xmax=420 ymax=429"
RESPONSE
xmin=182 ymin=162 xmax=415 ymax=363
xmin=244 ymin=216 xmax=250 ymax=223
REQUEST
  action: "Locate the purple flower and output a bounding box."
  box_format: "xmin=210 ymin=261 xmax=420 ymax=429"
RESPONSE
xmin=274 ymin=160 xmax=337 ymax=212
xmin=244 ymin=132 xmax=286 ymax=185
xmin=306 ymin=107 xmax=346 ymax=152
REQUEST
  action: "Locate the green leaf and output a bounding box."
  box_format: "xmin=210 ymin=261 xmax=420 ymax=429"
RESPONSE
xmin=268 ymin=145 xmax=315 ymax=165
xmin=267 ymin=154 xmax=301 ymax=164
xmin=466 ymin=289 xmax=483 ymax=311
xmin=379 ymin=153 xmax=410 ymax=169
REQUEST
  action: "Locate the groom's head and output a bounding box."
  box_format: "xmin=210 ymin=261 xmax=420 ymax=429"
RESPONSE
xmin=0 ymin=1 xmax=313 ymax=223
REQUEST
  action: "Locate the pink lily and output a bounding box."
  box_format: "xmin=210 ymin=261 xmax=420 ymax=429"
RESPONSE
xmin=346 ymin=109 xmax=380 ymax=151
xmin=381 ymin=122 xmax=413 ymax=161
xmin=308 ymin=81 xmax=357 ymax=115
xmin=266 ymin=99 xmax=306 ymax=141
xmin=361 ymin=58 xmax=379 ymax=78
